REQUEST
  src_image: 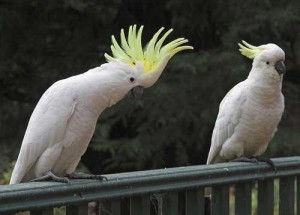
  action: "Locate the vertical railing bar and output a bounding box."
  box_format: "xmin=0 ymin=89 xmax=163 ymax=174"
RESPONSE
xmin=1 ymin=212 xmax=15 ymax=215
xmin=211 ymin=185 xmax=229 ymax=215
xmin=279 ymin=177 xmax=295 ymax=215
xmin=162 ymin=192 xmax=178 ymax=215
xmin=185 ymin=188 xmax=204 ymax=215
xmin=155 ymin=194 xmax=163 ymax=215
xmin=297 ymin=176 xmax=300 ymax=215
xmin=130 ymin=195 xmax=150 ymax=215
xmin=257 ymin=179 xmax=274 ymax=215
xmin=66 ymin=203 xmax=88 ymax=215
xmin=100 ymin=199 xmax=121 ymax=215
xmin=150 ymin=194 xmax=160 ymax=215
xmin=111 ymin=199 xmax=121 ymax=215
xmin=178 ymin=191 xmax=185 ymax=215
xmin=235 ymin=182 xmax=252 ymax=215
xmin=31 ymin=208 xmax=53 ymax=215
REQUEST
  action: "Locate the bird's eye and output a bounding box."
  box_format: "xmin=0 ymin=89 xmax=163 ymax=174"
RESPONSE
xmin=129 ymin=77 xmax=135 ymax=83
xmin=266 ymin=61 xmax=270 ymax=65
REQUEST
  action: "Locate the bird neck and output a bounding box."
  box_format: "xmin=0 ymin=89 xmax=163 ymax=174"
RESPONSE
xmin=82 ymin=67 xmax=131 ymax=113
xmin=247 ymin=75 xmax=283 ymax=106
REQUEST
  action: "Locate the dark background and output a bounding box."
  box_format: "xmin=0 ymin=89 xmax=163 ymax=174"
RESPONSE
xmin=0 ymin=0 xmax=299 ymax=182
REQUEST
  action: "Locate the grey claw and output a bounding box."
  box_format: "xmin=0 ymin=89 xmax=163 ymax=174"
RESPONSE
xmin=30 ymin=171 xmax=70 ymax=183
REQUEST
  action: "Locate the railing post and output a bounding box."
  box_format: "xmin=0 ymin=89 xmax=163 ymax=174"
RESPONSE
xmin=1 ymin=212 xmax=14 ymax=215
xmin=257 ymin=179 xmax=274 ymax=215
xmin=279 ymin=177 xmax=295 ymax=215
xmin=100 ymin=199 xmax=121 ymax=215
xmin=161 ymin=192 xmax=178 ymax=215
xmin=185 ymin=188 xmax=205 ymax=215
xmin=66 ymin=203 xmax=88 ymax=215
xmin=297 ymin=176 xmax=300 ymax=215
xmin=211 ymin=185 xmax=229 ymax=215
xmin=235 ymin=182 xmax=252 ymax=215
xmin=30 ymin=209 xmax=53 ymax=215
xmin=130 ymin=195 xmax=150 ymax=215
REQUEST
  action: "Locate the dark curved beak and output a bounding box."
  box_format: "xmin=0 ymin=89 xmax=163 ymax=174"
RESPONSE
xmin=275 ymin=61 xmax=286 ymax=75
xmin=126 ymin=86 xmax=144 ymax=99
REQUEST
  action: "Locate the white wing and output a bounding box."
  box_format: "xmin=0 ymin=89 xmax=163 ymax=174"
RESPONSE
xmin=10 ymin=80 xmax=77 ymax=184
xmin=207 ymin=81 xmax=248 ymax=164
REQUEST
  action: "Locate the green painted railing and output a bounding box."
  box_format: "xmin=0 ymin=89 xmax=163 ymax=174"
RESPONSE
xmin=0 ymin=156 xmax=299 ymax=215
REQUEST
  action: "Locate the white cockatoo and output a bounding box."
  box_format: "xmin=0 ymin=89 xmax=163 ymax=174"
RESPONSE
xmin=207 ymin=41 xmax=285 ymax=167
xmin=10 ymin=25 xmax=193 ymax=184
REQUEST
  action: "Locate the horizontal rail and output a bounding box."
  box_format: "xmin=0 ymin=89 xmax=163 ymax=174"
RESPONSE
xmin=0 ymin=156 xmax=299 ymax=213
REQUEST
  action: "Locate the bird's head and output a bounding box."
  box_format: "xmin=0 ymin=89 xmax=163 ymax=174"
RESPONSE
xmin=104 ymin=25 xmax=193 ymax=98
xmin=238 ymin=41 xmax=286 ymax=83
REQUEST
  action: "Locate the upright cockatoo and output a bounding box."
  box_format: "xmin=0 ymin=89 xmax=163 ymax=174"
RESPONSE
xmin=207 ymin=41 xmax=285 ymax=166
xmin=10 ymin=25 xmax=193 ymax=184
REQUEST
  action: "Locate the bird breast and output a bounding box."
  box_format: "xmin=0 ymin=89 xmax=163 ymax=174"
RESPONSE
xmin=237 ymin=84 xmax=284 ymax=156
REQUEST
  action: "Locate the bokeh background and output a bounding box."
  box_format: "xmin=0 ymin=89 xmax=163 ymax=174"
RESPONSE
xmin=0 ymin=0 xmax=299 ymax=184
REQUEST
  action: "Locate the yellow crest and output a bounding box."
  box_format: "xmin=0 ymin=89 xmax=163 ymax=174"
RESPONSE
xmin=104 ymin=25 xmax=193 ymax=73
xmin=238 ymin=40 xmax=265 ymax=59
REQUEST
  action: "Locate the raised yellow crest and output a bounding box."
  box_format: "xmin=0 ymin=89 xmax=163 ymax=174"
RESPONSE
xmin=238 ymin=40 xmax=265 ymax=59
xmin=104 ymin=25 xmax=193 ymax=73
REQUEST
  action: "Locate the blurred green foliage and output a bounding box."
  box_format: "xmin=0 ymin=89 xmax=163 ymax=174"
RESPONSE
xmin=0 ymin=0 xmax=299 ymax=180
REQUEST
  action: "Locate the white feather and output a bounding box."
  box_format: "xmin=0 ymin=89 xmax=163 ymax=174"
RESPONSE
xmin=207 ymin=43 xmax=285 ymax=164
xmin=10 ymin=62 xmax=142 ymax=184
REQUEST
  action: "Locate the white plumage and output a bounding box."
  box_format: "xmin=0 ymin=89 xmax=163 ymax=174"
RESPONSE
xmin=10 ymin=25 xmax=193 ymax=184
xmin=10 ymin=63 xmax=142 ymax=183
xmin=207 ymin=42 xmax=285 ymax=164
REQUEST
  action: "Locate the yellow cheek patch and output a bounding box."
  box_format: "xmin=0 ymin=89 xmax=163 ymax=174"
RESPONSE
xmin=238 ymin=40 xmax=265 ymax=59
xmin=104 ymin=25 xmax=193 ymax=73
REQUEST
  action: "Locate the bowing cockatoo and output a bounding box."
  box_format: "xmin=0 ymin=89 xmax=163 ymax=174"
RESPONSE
xmin=207 ymin=41 xmax=285 ymax=167
xmin=10 ymin=25 xmax=193 ymax=184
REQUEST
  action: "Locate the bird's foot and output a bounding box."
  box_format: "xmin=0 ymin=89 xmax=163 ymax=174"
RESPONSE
xmin=230 ymin=156 xmax=258 ymax=163
xmin=67 ymin=172 xmax=107 ymax=181
xmin=252 ymin=156 xmax=277 ymax=172
xmin=230 ymin=156 xmax=277 ymax=172
xmin=30 ymin=171 xmax=70 ymax=183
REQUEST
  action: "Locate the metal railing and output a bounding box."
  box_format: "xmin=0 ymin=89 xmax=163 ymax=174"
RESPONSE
xmin=0 ymin=156 xmax=299 ymax=215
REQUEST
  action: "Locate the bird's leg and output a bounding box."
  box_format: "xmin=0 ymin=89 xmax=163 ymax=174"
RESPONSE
xmin=67 ymin=172 xmax=107 ymax=181
xmin=30 ymin=171 xmax=70 ymax=183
